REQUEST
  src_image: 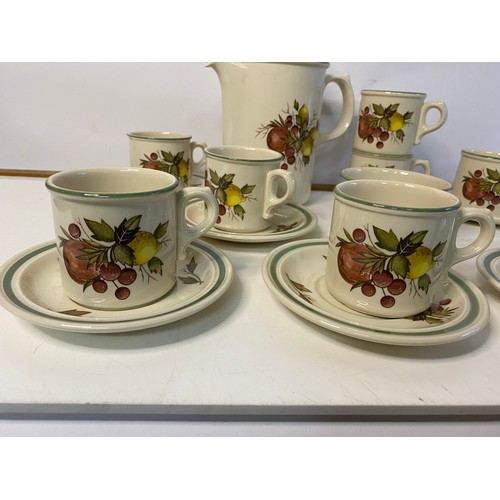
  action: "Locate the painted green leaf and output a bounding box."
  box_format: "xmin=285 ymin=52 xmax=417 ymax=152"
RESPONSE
xmin=112 ymin=244 xmax=134 ymax=267
xmin=373 ymin=103 xmax=385 ymax=116
xmin=240 ymin=184 xmax=255 ymax=195
xmin=432 ymin=241 xmax=446 ymax=258
xmin=209 ymin=168 xmax=219 ymax=185
xmin=179 ymin=276 xmax=200 ymax=285
xmin=148 ymin=256 xmax=163 ymax=275
xmin=389 ymin=254 xmax=409 ymax=278
xmin=380 ymin=117 xmax=390 ymax=131
xmin=154 ymin=221 xmax=168 ymax=240
xmin=409 ymin=230 xmax=427 ymax=245
xmin=84 ymin=218 xmax=115 ymax=242
xmin=418 ymin=273 xmax=431 ymax=293
xmin=403 ymin=111 xmax=414 ymax=121
xmin=161 ymin=150 xmax=174 ymax=163
xmin=115 ymin=216 xmax=141 ymax=244
xmin=373 ymin=226 xmax=398 ymax=252
xmin=233 ymin=204 xmax=245 ymax=219
xmin=487 ymin=168 xmax=500 ymax=181
xmin=386 ymin=103 xmax=399 ymax=116
xmin=216 ymin=187 xmax=226 ymax=205
xmin=396 ymin=129 xmax=405 ymax=141
xmin=186 ymin=256 xmax=197 ymax=274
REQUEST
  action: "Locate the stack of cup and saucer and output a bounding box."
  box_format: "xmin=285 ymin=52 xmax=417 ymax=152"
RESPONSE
xmin=350 ymin=89 xmax=448 ymax=175
xmin=185 ymin=145 xmax=319 ymax=244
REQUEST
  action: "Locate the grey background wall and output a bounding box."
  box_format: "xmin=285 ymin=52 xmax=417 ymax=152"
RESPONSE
xmin=0 ymin=62 xmax=498 ymax=186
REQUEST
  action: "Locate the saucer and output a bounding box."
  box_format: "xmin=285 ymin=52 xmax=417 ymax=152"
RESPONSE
xmin=477 ymin=247 xmax=500 ymax=292
xmin=0 ymin=240 xmax=233 ymax=333
xmin=186 ymin=202 xmax=317 ymax=243
xmin=262 ymin=239 xmax=489 ymax=346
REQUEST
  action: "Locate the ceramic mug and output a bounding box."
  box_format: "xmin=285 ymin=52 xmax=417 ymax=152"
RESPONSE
xmin=451 ymin=149 xmax=500 ymax=225
xmin=350 ymin=148 xmax=431 ymax=174
xmin=46 ymin=167 xmax=218 ymax=310
xmin=324 ymin=179 xmax=495 ymax=318
xmin=204 ymin=146 xmax=295 ymax=233
xmin=353 ymin=90 xmax=448 ymax=155
xmin=128 ymin=131 xmax=207 ymax=187
xmin=340 ymin=167 xmax=451 ymax=191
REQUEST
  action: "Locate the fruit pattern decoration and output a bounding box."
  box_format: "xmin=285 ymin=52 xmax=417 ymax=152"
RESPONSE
xmin=140 ymin=149 xmax=190 ymax=187
xmin=357 ymin=103 xmax=413 ymax=150
xmin=336 ymin=225 xmax=446 ymax=310
xmin=206 ymin=169 xmax=255 ymax=224
xmin=58 ymin=215 xmax=169 ymax=301
xmin=461 ymin=167 xmax=500 ymax=213
xmin=256 ymin=100 xmax=318 ymax=171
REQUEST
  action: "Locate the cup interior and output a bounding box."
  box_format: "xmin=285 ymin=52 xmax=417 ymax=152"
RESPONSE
xmin=205 ymin=145 xmax=283 ymax=163
xmin=46 ymin=167 xmax=178 ymax=197
xmin=335 ymin=180 xmax=460 ymax=211
xmin=340 ymin=167 xmax=451 ymax=191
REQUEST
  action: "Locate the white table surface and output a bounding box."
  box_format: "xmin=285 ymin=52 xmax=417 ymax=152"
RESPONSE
xmin=0 ymin=176 xmax=499 ymax=436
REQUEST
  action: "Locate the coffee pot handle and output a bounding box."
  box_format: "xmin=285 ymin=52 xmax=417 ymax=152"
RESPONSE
xmin=317 ymin=74 xmax=355 ymax=145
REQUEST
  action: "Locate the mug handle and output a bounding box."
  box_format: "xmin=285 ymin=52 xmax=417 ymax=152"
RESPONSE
xmin=262 ymin=170 xmax=296 ymax=220
xmin=317 ymin=74 xmax=355 ymax=144
xmin=176 ymin=186 xmax=218 ymax=260
xmin=189 ymin=141 xmax=208 ymax=186
xmin=414 ymin=101 xmax=448 ymax=144
xmin=409 ymin=159 xmax=431 ymax=175
xmin=444 ymin=207 xmax=495 ymax=271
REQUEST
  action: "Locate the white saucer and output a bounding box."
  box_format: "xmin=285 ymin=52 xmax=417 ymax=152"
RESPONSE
xmin=477 ymin=247 xmax=500 ymax=292
xmin=262 ymin=239 xmax=489 ymax=346
xmin=0 ymin=240 xmax=233 ymax=333
xmin=186 ymin=202 xmax=317 ymax=243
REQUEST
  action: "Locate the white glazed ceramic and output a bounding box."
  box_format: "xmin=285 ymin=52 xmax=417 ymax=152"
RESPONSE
xmin=128 ymin=131 xmax=207 ymax=187
xmin=0 ymin=240 xmax=233 ymax=333
xmin=451 ymin=149 xmax=500 ymax=225
xmin=340 ymin=167 xmax=451 ymax=191
xmin=476 ymin=247 xmax=500 ymax=292
xmin=350 ymin=148 xmax=431 ymax=174
xmin=207 ymin=62 xmax=354 ymax=205
xmin=205 ymin=146 xmax=295 ymax=233
xmin=45 ymin=167 xmax=218 ymax=310
xmin=262 ymin=239 xmax=490 ymax=346
xmin=353 ymin=90 xmax=448 ymax=155
xmin=325 ymin=180 xmax=495 ymax=318
xmin=187 ymin=202 xmax=317 ymax=243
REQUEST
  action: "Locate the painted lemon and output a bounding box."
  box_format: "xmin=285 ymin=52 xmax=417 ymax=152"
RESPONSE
xmin=128 ymin=231 xmax=161 ymax=266
xmin=300 ymin=136 xmax=314 ymax=157
xmin=224 ymin=184 xmax=246 ymax=207
xmin=178 ymin=159 xmax=188 ymax=178
xmin=407 ymin=246 xmax=435 ymax=279
xmin=298 ymin=104 xmax=309 ymax=122
xmin=388 ymin=112 xmax=405 ymax=132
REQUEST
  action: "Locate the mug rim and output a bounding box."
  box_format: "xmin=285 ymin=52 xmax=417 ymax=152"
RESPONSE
xmin=339 ymin=167 xmax=452 ymax=191
xmin=334 ymin=179 xmax=460 ymax=213
xmin=46 ymin=167 xmax=179 ymax=199
xmin=127 ymin=131 xmax=192 ymax=141
xmin=205 ymin=145 xmax=283 ymax=163
xmin=351 ymin=148 xmax=414 ymax=160
xmin=461 ymin=149 xmax=500 ymax=161
xmin=360 ymin=89 xmax=426 ymax=98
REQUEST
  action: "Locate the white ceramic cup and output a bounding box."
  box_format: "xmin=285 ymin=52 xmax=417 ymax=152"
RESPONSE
xmin=340 ymin=167 xmax=451 ymax=191
xmin=353 ymin=90 xmax=448 ymax=155
xmin=350 ymin=148 xmax=431 ymax=174
xmin=325 ymin=179 xmax=495 ymax=318
xmin=205 ymin=146 xmax=295 ymax=233
xmin=46 ymin=167 xmax=218 ymax=310
xmin=128 ymin=131 xmax=207 ymax=187
xmin=451 ymin=149 xmax=500 ymax=225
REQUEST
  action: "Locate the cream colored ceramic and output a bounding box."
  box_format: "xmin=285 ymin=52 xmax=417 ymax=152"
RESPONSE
xmin=325 ymin=180 xmax=495 ymax=318
xmin=45 ymin=167 xmax=218 ymax=310
xmin=207 ymin=62 xmax=354 ymax=205
xmin=350 ymin=148 xmax=431 ymax=174
xmin=476 ymin=247 xmax=500 ymax=292
xmin=262 ymin=239 xmax=490 ymax=346
xmin=0 ymin=239 xmax=233 ymax=333
xmin=340 ymin=167 xmax=451 ymax=191
xmin=353 ymin=90 xmax=447 ymax=155
xmin=451 ymin=149 xmax=500 ymax=225
xmin=128 ymin=131 xmax=207 ymax=187
xmin=205 ymin=146 xmax=295 ymax=233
